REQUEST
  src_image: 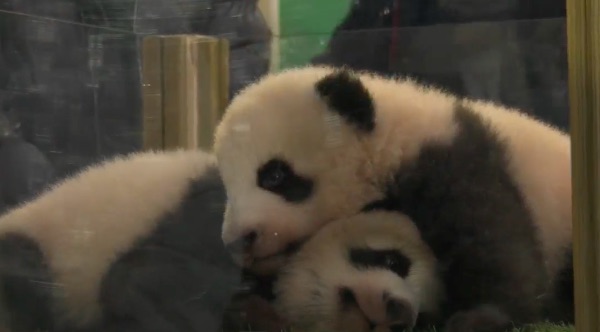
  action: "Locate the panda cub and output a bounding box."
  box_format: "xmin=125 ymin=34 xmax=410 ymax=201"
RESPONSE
xmin=214 ymin=65 xmax=573 ymax=332
xmin=274 ymin=210 xmax=443 ymax=332
xmin=0 ymin=149 xmax=242 ymax=332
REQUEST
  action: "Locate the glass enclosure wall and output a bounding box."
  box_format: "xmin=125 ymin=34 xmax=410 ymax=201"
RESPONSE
xmin=0 ymin=1 xmax=569 ymax=207
xmin=0 ymin=1 xmax=584 ymax=332
xmin=0 ymin=0 xmax=271 ymax=213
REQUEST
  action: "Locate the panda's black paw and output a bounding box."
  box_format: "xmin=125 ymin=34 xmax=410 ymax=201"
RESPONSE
xmin=444 ymin=305 xmax=512 ymax=332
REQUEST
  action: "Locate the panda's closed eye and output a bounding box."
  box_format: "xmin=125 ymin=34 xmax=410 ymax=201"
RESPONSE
xmin=256 ymin=158 xmax=314 ymax=203
xmin=349 ymin=248 xmax=412 ymax=278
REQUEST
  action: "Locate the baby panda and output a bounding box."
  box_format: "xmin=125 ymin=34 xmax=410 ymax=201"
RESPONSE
xmin=0 ymin=149 xmax=244 ymax=332
xmin=274 ymin=210 xmax=444 ymax=332
xmin=213 ymin=65 xmax=573 ymax=332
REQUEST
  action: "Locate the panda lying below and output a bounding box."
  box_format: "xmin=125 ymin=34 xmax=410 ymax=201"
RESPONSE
xmin=274 ymin=210 xmax=444 ymax=332
xmin=264 ymin=210 xmax=574 ymax=332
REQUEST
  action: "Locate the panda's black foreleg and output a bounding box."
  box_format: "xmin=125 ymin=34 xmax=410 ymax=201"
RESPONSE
xmin=428 ymin=216 xmax=549 ymax=332
xmin=384 ymin=181 xmax=550 ymax=331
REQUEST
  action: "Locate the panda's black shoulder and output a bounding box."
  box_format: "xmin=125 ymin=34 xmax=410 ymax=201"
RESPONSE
xmin=362 ymin=99 xmax=532 ymax=254
xmin=105 ymin=164 xmax=230 ymax=268
xmin=363 ymin=101 xmax=513 ymax=214
xmin=97 ymin=166 xmax=241 ymax=331
xmin=150 ymin=165 xmax=228 ymax=256
xmin=186 ymin=166 xmax=226 ymax=200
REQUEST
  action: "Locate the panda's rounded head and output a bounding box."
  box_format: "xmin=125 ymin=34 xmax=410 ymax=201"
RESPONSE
xmin=215 ymin=66 xmax=455 ymax=275
xmin=273 ymin=211 xmax=444 ymax=332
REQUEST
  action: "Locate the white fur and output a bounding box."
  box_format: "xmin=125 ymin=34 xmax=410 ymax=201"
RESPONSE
xmin=0 ymin=149 xmax=216 ymax=327
xmin=274 ymin=211 xmax=443 ymax=332
xmin=214 ymin=65 xmax=571 ymax=279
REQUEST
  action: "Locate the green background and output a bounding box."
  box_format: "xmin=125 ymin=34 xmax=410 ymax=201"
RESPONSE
xmin=277 ymin=0 xmax=351 ymax=69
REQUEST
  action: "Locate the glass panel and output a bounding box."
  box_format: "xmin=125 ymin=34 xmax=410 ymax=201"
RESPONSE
xmin=0 ymin=1 xmax=579 ymax=332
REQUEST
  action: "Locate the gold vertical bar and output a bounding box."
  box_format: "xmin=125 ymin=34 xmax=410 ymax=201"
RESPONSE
xmin=141 ymin=36 xmax=165 ymax=150
xmin=140 ymin=35 xmax=230 ymax=151
xmin=193 ymin=37 xmax=215 ymax=151
xmin=161 ymin=36 xmax=196 ymax=150
xmin=194 ymin=36 xmax=230 ymax=151
xmin=567 ymin=0 xmax=600 ymax=331
xmin=215 ymin=38 xmax=230 ymax=131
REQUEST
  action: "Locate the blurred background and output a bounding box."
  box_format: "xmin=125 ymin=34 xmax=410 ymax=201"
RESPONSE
xmin=0 ymin=0 xmax=568 ymax=214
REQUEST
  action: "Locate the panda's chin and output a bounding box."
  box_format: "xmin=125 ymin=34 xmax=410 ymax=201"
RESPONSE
xmin=250 ymin=254 xmax=288 ymax=276
xmin=229 ymin=251 xmax=288 ymax=275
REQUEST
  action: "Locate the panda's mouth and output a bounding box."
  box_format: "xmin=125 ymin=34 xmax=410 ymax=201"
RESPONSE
xmin=250 ymin=239 xmax=306 ymax=274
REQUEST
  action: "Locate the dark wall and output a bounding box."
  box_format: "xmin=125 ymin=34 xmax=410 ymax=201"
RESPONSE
xmin=312 ymin=0 xmax=569 ymax=132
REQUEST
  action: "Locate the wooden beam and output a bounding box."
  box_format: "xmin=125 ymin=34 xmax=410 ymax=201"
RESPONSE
xmin=141 ymin=35 xmax=229 ymax=151
xmin=567 ymin=0 xmax=600 ymax=330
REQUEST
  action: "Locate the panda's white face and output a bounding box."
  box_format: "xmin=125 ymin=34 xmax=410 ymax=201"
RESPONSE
xmin=273 ymin=211 xmax=444 ymax=332
xmin=214 ymin=67 xmax=383 ymax=275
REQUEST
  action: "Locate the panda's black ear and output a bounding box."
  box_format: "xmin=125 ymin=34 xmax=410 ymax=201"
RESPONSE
xmin=315 ymin=69 xmax=375 ymax=133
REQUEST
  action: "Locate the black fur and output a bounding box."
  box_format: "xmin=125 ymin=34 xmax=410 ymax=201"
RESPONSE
xmin=0 ymin=233 xmax=55 ymax=332
xmin=315 ymin=69 xmax=376 ymax=132
xmin=444 ymin=304 xmax=512 ymax=332
xmin=257 ymin=158 xmax=314 ymax=203
xmin=239 ymin=269 xmax=277 ymax=302
xmin=97 ymin=167 xmax=243 ymax=332
xmin=558 ymin=248 xmax=574 ymax=315
xmin=363 ymin=101 xmax=572 ymax=331
xmin=349 ymin=248 xmax=412 ymax=278
xmin=339 ymin=287 xmax=357 ymax=309
xmin=0 ymin=167 xmax=247 ymax=332
xmin=544 ymin=244 xmax=574 ymax=323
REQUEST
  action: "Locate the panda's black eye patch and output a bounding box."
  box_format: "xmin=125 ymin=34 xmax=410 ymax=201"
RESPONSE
xmin=349 ymin=248 xmax=412 ymax=278
xmin=256 ymin=158 xmax=314 ymax=203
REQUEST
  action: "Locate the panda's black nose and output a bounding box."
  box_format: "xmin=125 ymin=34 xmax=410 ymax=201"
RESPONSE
xmin=339 ymin=287 xmax=357 ymax=307
xmin=226 ymin=231 xmax=258 ymax=254
xmin=385 ymin=295 xmax=416 ymax=328
xmin=386 ymin=298 xmax=407 ymax=319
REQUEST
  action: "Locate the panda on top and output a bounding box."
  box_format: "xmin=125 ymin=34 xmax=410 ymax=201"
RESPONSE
xmin=213 ymin=65 xmax=574 ymax=332
xmin=0 ymin=149 xmax=248 ymax=332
